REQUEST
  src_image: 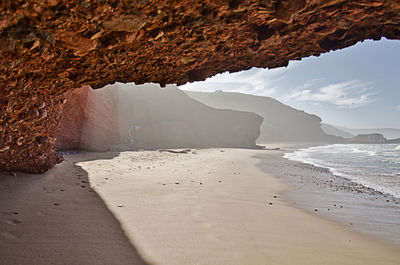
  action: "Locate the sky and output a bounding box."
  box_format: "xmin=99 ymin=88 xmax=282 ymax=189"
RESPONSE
xmin=179 ymin=38 xmax=400 ymax=129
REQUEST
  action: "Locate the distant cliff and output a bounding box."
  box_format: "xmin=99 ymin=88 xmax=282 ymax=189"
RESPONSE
xmin=334 ymin=126 xmax=400 ymax=140
xmin=321 ymin=123 xmax=354 ymax=138
xmin=346 ymin=133 xmax=400 ymax=144
xmin=185 ymin=91 xmax=340 ymax=143
xmin=347 ymin=133 xmax=387 ymax=143
xmin=56 ymin=84 xmax=262 ymax=151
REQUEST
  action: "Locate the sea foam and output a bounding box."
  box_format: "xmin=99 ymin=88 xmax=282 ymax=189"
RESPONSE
xmin=284 ymin=144 xmax=400 ymax=198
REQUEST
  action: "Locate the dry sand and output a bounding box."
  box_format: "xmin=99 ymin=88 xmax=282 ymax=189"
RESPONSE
xmin=1 ymin=148 xmax=400 ymax=265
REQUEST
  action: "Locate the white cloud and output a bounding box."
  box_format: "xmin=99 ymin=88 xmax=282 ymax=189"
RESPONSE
xmin=179 ymin=64 xmax=297 ymax=97
xmin=285 ymin=80 xmax=376 ymax=109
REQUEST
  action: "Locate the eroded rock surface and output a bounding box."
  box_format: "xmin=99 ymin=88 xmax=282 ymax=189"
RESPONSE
xmin=1 ymin=0 xmax=399 ymax=172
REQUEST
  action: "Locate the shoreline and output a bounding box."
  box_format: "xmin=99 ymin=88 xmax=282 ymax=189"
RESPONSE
xmin=257 ymin=143 xmax=400 ymax=245
xmin=1 ymin=148 xmax=400 ymax=264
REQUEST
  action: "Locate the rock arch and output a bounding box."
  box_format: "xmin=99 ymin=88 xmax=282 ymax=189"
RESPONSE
xmin=1 ymin=0 xmax=399 ymax=172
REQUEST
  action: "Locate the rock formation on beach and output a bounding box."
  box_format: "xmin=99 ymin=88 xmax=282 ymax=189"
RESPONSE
xmin=56 ymin=84 xmax=262 ymax=151
xmin=1 ymin=0 xmax=400 ymax=172
xmin=186 ymin=91 xmax=340 ymax=143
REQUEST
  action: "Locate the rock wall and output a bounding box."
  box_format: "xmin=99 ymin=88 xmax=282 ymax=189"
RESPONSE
xmin=56 ymin=84 xmax=262 ymax=151
xmin=186 ymin=91 xmax=341 ymax=143
xmin=55 ymin=85 xmax=119 ymax=151
xmin=1 ymin=0 xmax=399 ymax=172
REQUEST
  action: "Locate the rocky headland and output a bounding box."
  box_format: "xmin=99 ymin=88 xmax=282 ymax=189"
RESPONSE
xmin=346 ymin=133 xmax=400 ymax=144
xmin=56 ymin=83 xmax=262 ymax=151
xmin=186 ymin=90 xmax=341 ymax=143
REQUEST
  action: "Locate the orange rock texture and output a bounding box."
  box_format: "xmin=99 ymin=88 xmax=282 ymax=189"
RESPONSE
xmin=1 ymin=0 xmax=400 ymax=172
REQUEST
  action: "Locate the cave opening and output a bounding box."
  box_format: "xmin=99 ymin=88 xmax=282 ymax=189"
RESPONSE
xmin=56 ymin=38 xmax=400 ymax=154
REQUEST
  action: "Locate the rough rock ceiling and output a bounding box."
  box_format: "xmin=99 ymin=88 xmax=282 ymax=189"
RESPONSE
xmin=1 ymin=0 xmax=399 ymax=173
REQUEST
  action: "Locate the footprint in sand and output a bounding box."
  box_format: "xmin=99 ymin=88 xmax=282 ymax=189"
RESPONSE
xmin=5 ymin=218 xmax=22 ymax=225
xmin=1 ymin=211 xmax=19 ymax=216
xmin=0 ymin=231 xmax=16 ymax=239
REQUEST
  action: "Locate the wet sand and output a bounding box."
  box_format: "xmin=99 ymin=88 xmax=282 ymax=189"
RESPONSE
xmin=257 ymin=143 xmax=400 ymax=245
xmin=1 ymin=148 xmax=400 ymax=264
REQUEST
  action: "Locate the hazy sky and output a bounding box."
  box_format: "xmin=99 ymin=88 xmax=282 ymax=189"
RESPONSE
xmin=180 ymin=38 xmax=400 ymax=129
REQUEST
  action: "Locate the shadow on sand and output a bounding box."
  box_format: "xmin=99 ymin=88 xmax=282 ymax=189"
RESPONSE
xmin=0 ymin=152 xmax=149 ymax=265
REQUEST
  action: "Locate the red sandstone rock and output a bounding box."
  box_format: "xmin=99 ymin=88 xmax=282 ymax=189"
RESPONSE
xmin=1 ymin=0 xmax=399 ymax=172
xmin=55 ymin=86 xmax=90 ymax=150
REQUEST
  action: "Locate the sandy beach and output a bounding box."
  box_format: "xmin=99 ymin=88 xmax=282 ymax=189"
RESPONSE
xmin=1 ymin=148 xmax=400 ymax=265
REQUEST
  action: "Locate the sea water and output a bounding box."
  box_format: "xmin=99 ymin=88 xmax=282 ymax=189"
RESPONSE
xmin=284 ymin=144 xmax=400 ymax=198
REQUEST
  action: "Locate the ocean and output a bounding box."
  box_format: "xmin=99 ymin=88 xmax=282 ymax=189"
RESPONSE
xmin=284 ymin=144 xmax=400 ymax=198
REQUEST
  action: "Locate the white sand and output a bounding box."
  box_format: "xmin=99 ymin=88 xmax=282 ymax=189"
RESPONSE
xmin=1 ymin=148 xmax=399 ymax=264
xmin=77 ymin=148 xmax=400 ymax=265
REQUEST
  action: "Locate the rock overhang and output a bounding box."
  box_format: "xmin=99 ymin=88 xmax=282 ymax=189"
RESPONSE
xmin=0 ymin=0 xmax=399 ymax=172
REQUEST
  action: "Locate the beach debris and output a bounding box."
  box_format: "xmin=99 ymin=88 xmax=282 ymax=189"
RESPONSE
xmin=264 ymin=148 xmax=280 ymax=151
xmin=160 ymin=149 xmax=191 ymax=154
